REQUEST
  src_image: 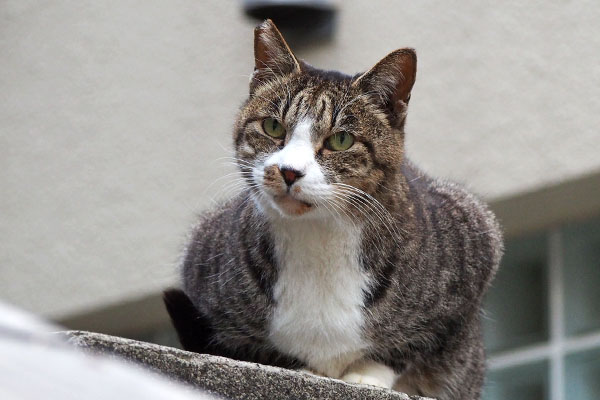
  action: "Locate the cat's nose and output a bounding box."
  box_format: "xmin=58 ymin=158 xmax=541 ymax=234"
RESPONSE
xmin=280 ymin=167 xmax=304 ymax=187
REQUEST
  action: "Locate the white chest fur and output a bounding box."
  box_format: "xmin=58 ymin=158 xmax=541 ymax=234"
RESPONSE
xmin=268 ymin=219 xmax=371 ymax=377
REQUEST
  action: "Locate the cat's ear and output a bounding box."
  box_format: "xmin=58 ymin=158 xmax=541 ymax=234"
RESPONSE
xmin=250 ymin=20 xmax=301 ymax=93
xmin=353 ymin=49 xmax=417 ymax=126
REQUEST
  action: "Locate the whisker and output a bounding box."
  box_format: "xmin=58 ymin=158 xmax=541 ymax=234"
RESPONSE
xmin=331 ymin=183 xmax=406 ymax=240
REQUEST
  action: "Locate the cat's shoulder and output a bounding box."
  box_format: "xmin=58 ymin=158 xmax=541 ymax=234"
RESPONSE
xmin=403 ymin=160 xmax=503 ymax=251
xmin=186 ymin=193 xmax=258 ymax=248
xmin=194 ymin=193 xmax=252 ymax=226
xmin=182 ymin=193 xmax=259 ymax=271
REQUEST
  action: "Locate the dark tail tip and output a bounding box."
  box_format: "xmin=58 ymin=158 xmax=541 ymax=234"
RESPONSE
xmin=162 ymin=288 xmax=215 ymax=353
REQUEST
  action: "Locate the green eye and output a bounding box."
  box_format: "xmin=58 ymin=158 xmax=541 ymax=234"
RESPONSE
xmin=262 ymin=118 xmax=286 ymax=138
xmin=326 ymin=131 xmax=355 ymax=151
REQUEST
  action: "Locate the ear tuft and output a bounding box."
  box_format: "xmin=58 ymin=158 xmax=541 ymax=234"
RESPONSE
xmin=353 ymin=49 xmax=417 ymax=126
xmin=251 ymin=19 xmax=301 ymax=93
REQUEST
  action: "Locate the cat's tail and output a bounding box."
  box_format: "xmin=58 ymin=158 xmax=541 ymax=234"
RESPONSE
xmin=162 ymin=288 xmax=222 ymax=354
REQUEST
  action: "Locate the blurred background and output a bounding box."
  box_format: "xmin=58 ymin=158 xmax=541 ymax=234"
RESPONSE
xmin=1 ymin=1 xmax=599 ymax=399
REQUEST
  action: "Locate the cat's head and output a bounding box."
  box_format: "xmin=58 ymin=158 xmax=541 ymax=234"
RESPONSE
xmin=234 ymin=20 xmax=416 ymax=220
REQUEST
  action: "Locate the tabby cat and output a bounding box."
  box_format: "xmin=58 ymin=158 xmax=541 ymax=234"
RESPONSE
xmin=164 ymin=20 xmax=503 ymax=400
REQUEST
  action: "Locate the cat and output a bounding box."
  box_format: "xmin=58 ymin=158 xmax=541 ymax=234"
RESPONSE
xmin=164 ymin=19 xmax=503 ymax=400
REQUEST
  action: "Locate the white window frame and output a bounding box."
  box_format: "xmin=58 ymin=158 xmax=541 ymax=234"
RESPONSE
xmin=487 ymin=227 xmax=600 ymax=400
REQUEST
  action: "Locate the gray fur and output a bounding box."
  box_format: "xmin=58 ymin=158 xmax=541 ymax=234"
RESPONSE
xmin=177 ymin=20 xmax=503 ymax=400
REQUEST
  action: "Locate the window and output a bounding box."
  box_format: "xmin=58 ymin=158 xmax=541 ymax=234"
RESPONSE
xmin=483 ymin=216 xmax=600 ymax=400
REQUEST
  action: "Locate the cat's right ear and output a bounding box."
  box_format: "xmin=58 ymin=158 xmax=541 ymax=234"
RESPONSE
xmin=250 ymin=20 xmax=301 ymax=94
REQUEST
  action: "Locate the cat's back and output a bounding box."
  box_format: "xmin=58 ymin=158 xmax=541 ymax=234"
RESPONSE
xmin=402 ymin=160 xmax=503 ymax=295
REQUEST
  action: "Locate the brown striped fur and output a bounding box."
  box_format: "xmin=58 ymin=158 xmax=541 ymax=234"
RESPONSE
xmin=166 ymin=20 xmax=503 ymax=400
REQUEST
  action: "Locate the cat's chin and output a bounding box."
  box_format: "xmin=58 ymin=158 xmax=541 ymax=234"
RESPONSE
xmin=272 ymin=194 xmax=313 ymax=217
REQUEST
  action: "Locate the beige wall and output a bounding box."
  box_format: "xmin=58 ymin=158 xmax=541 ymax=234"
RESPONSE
xmin=2 ymin=1 xmax=600 ymax=319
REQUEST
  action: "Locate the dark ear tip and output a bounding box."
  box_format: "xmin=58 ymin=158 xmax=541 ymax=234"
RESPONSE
xmin=407 ymin=48 xmax=417 ymax=61
xmin=395 ymin=48 xmax=417 ymax=63
xmin=255 ymin=19 xmax=276 ymax=34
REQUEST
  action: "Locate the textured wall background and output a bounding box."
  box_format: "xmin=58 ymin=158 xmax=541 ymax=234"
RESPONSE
xmin=2 ymin=0 xmax=599 ymax=318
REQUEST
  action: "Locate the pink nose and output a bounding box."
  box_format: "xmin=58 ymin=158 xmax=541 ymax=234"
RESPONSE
xmin=280 ymin=167 xmax=303 ymax=186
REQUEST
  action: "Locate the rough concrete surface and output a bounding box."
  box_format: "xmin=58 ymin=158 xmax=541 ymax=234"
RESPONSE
xmin=64 ymin=331 xmax=431 ymax=400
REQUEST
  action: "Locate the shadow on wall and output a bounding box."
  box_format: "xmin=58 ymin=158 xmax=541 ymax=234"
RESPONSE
xmin=243 ymin=0 xmax=337 ymax=49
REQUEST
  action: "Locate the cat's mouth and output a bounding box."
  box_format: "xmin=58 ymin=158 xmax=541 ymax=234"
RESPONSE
xmin=273 ymin=194 xmax=313 ymax=216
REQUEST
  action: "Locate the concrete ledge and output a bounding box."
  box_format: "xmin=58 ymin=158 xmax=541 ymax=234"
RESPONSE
xmin=63 ymin=331 xmax=430 ymax=400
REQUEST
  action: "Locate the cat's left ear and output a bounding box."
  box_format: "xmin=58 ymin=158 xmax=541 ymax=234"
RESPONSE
xmin=353 ymin=49 xmax=417 ymax=126
xmin=250 ymin=20 xmax=301 ymax=94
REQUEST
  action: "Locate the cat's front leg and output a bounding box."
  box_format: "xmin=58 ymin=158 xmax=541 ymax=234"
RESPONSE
xmin=341 ymin=360 xmax=397 ymax=389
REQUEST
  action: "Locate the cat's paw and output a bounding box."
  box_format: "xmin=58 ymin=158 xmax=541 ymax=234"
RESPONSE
xmin=341 ymin=372 xmax=392 ymax=389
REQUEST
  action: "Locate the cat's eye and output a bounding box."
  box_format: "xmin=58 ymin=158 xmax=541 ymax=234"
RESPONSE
xmin=326 ymin=132 xmax=355 ymax=151
xmin=262 ymin=118 xmax=286 ymax=139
